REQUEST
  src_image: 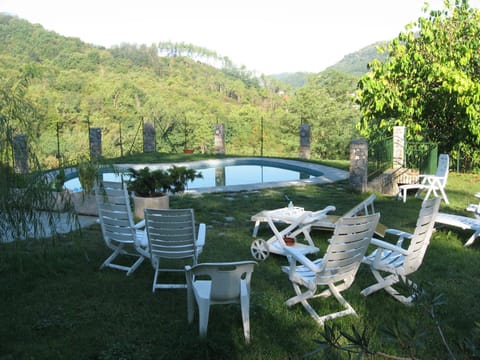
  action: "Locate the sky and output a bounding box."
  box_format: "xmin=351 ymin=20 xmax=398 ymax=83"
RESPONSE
xmin=2 ymin=0 xmax=480 ymax=75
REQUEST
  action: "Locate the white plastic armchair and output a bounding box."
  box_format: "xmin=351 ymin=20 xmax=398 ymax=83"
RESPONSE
xmin=144 ymin=208 xmax=205 ymax=292
xmin=95 ymin=181 xmax=147 ymax=276
xmin=281 ymin=213 xmax=380 ymax=326
xmin=398 ymin=154 xmax=450 ymax=204
xmin=361 ymin=197 xmax=441 ymax=304
xmin=185 ymin=261 xmax=257 ymax=343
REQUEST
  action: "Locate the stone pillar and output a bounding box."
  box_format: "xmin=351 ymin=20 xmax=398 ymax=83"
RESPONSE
xmin=143 ymin=122 xmax=156 ymax=153
xmin=214 ymin=123 xmax=225 ymax=154
xmin=349 ymin=139 xmax=368 ymax=192
xmin=13 ymin=134 xmax=28 ymax=173
xmin=215 ymin=166 xmax=226 ymax=186
xmin=89 ymin=128 xmax=102 ymax=159
xmin=299 ymin=123 xmax=310 ymax=159
xmin=393 ymin=126 xmax=405 ymax=169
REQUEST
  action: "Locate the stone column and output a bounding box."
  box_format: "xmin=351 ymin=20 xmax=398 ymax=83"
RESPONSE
xmin=89 ymin=128 xmax=102 ymax=159
xmin=349 ymin=139 xmax=368 ymax=192
xmin=299 ymin=123 xmax=310 ymax=159
xmin=13 ymin=134 xmax=28 ymax=173
xmin=393 ymin=126 xmax=405 ymax=169
xmin=214 ymin=123 xmax=225 ymax=154
xmin=143 ymin=122 xmax=156 ymax=153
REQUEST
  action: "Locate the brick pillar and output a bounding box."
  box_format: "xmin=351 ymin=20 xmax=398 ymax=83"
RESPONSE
xmin=349 ymin=139 xmax=368 ymax=192
xmin=299 ymin=123 xmax=310 ymax=159
xmin=393 ymin=126 xmax=405 ymax=169
xmin=89 ymin=128 xmax=102 ymax=159
xmin=13 ymin=134 xmax=28 ymax=173
xmin=143 ymin=122 xmax=156 ymax=153
xmin=214 ymin=124 xmax=225 ymax=154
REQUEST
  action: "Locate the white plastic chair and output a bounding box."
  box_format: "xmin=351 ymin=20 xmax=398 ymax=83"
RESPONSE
xmin=282 ymin=213 xmax=380 ymax=326
xmin=398 ymin=154 xmax=450 ymax=204
xmin=185 ymin=261 xmax=257 ymax=342
xmin=144 ymin=208 xmax=205 ymax=292
xmin=95 ymin=181 xmax=148 ymax=276
xmin=361 ymin=197 xmax=441 ymax=304
xmin=436 ymin=192 xmax=480 ymax=246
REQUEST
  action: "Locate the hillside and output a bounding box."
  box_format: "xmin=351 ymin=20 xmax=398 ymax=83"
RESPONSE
xmin=327 ymin=41 xmax=388 ymax=77
xmin=0 ymin=13 xmax=362 ymax=166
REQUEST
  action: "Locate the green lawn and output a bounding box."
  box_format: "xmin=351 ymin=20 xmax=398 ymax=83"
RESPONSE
xmin=1 ymin=172 xmax=480 ymax=359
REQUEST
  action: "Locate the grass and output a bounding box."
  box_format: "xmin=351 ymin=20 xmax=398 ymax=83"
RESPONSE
xmin=1 ymin=172 xmax=480 ymax=359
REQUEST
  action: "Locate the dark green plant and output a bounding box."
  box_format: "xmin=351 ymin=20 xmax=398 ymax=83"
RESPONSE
xmin=127 ymin=166 xmax=202 ymax=197
xmin=77 ymin=159 xmax=99 ymax=195
xmin=51 ymin=168 xmax=66 ymax=192
xmin=166 ymin=165 xmax=203 ymax=193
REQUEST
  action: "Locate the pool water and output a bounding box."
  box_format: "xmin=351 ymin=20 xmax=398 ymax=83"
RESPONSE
xmin=64 ymin=165 xmax=314 ymax=192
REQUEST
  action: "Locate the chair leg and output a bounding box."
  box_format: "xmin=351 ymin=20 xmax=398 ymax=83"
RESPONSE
xmin=197 ymin=298 xmax=210 ymax=338
xmin=100 ymin=248 xmax=122 ymax=270
xmin=152 ymin=259 xmax=160 ymax=293
xmin=240 ymin=282 xmax=251 ymax=343
xmin=126 ymin=256 xmax=145 ymax=276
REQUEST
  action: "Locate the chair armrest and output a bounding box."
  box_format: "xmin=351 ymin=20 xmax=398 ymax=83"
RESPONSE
xmin=284 ymin=246 xmax=322 ymax=273
xmin=134 ymin=219 xmax=145 ymax=229
xmin=196 ymin=223 xmax=206 ymax=248
xmin=303 ymin=206 xmax=336 ymax=225
xmin=370 ymin=238 xmax=409 ymax=256
xmin=384 ymin=228 xmax=412 ymax=246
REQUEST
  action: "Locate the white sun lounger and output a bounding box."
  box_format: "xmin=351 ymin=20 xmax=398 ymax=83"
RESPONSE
xmin=435 ymin=212 xmax=480 ymax=246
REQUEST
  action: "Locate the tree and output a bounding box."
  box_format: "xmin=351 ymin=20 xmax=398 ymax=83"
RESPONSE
xmin=356 ymin=0 xmax=480 ymax=168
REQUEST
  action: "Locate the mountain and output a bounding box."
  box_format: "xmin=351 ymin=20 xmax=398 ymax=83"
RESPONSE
xmin=272 ymin=42 xmax=389 ymax=88
xmin=327 ymin=41 xmax=388 ymax=77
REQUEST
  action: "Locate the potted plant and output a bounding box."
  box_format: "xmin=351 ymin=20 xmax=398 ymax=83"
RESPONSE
xmin=70 ymin=159 xmax=100 ymax=216
xmin=49 ymin=167 xmax=72 ymax=212
xmin=127 ymin=165 xmax=202 ymax=219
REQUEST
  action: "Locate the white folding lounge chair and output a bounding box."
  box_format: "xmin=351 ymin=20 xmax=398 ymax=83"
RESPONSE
xmin=398 ymin=154 xmax=450 ymax=204
xmin=281 ymin=213 xmax=380 ymax=326
xmin=361 ymin=197 xmax=441 ymax=304
xmin=144 ymin=208 xmax=206 ymax=292
xmin=250 ymin=205 xmax=336 ymax=261
xmin=185 ymin=261 xmax=257 ymax=343
xmin=95 ymin=182 xmax=148 ymax=276
xmin=436 ymin=192 xmax=480 ymax=246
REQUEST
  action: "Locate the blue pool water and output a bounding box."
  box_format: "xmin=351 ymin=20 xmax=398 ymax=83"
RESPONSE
xmin=64 ymin=164 xmax=315 ymax=192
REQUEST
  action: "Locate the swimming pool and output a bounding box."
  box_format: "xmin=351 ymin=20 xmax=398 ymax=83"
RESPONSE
xmin=62 ymin=157 xmax=349 ymax=193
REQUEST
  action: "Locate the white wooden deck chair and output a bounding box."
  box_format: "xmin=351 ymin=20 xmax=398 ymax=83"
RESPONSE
xmin=144 ymin=208 xmax=206 ymax=292
xmin=185 ymin=261 xmax=257 ymax=343
xmin=281 ymin=213 xmax=380 ymax=326
xmin=250 ymin=205 xmax=336 ymax=261
xmin=398 ymin=154 xmax=450 ymax=204
xmin=95 ymin=182 xmax=148 ymax=276
xmin=361 ymin=197 xmax=441 ymax=304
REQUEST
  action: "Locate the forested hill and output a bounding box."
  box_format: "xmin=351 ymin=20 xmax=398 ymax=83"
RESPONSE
xmin=0 ymin=13 xmax=362 ymax=166
xmin=272 ymin=42 xmax=388 ymax=88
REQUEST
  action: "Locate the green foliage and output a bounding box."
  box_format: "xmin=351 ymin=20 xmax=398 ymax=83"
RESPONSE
xmin=0 ymin=13 xmax=361 ymax=164
xmin=126 ymin=165 xmax=202 ymax=196
xmin=356 ymin=0 xmax=480 ymax=165
xmin=77 ymin=159 xmax=100 ymax=195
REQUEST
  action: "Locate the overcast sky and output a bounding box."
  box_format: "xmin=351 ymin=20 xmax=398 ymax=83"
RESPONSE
xmin=3 ymin=0 xmax=480 ymax=74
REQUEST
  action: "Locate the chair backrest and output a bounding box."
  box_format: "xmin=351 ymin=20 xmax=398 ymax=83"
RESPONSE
xmin=403 ymin=197 xmax=441 ymax=274
xmin=95 ymin=182 xmax=137 ymax=244
xmin=188 ymin=261 xmax=256 ymax=303
xmin=144 ymin=208 xmax=198 ymax=260
xmin=319 ymin=213 xmax=380 ymax=286
xmin=343 ymin=194 xmax=377 ymax=218
xmin=435 ymin=154 xmax=450 ymax=185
